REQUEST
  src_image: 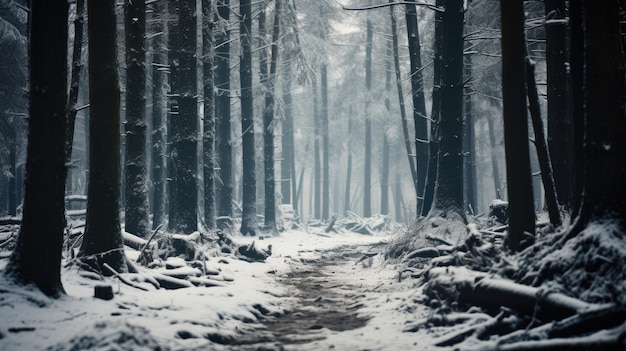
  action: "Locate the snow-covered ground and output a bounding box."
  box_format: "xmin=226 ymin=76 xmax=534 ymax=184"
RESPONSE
xmin=0 ymin=225 xmax=442 ymax=351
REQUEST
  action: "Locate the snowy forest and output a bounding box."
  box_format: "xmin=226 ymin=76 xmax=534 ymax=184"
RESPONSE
xmin=1 ymin=0 xmax=625 ymax=349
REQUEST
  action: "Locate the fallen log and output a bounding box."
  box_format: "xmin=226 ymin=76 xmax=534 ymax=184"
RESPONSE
xmin=459 ymin=276 xmax=592 ymax=321
xmin=150 ymin=273 xmax=194 ymax=289
xmin=463 ymin=329 xmax=626 ymax=351
xmin=426 ymin=267 xmax=593 ymax=322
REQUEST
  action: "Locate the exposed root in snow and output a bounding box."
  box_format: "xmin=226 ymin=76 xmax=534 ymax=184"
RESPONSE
xmin=386 ymin=207 xmax=468 ymax=259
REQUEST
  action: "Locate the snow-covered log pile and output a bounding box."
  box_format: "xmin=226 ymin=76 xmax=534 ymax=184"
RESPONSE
xmin=395 ymin=216 xmax=626 ymax=350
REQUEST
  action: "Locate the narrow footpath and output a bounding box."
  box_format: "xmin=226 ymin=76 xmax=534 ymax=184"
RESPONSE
xmin=231 ymin=246 xmax=388 ymax=350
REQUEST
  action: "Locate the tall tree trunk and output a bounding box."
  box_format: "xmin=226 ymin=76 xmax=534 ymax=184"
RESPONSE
xmin=569 ymin=0 xmax=584 ymax=221
xmin=66 ymin=0 xmax=85 ymax=169
xmin=80 ymin=0 xmax=127 ymax=273
xmin=124 ymin=0 xmax=150 ymax=238
xmin=215 ymin=0 xmax=232 ymax=219
xmin=463 ymin=46 xmax=476 ymax=215
xmin=169 ymin=0 xmax=198 ymax=234
xmin=344 ymin=106 xmax=353 ymax=214
xmin=389 ymin=2 xmax=417 ymax=197
xmin=363 ymin=18 xmax=373 ymax=218
xmin=500 ymin=0 xmax=536 ymax=251
xmin=151 ymin=2 xmax=167 ymax=229
xmin=8 ymin=140 xmax=16 ymax=216
xmin=406 ymin=0 xmax=428 ymax=214
xmin=167 ymin=0 xmax=180 ymax=231
xmin=564 ymin=0 xmax=626 ymax=239
xmin=202 ymin=0 xmax=216 ymax=230
xmin=281 ymin=52 xmax=294 ymax=208
xmin=239 ymin=0 xmax=257 ymax=235
xmin=429 ymin=0 xmax=466 ymax=222
xmin=6 ymin=0 xmax=68 ymax=297
xmin=262 ymin=0 xmax=281 ymax=229
xmin=487 ymin=113 xmax=502 ymax=198
xmin=544 ymin=0 xmax=571 ymax=208
xmin=421 ymin=0 xmax=443 ymax=217
xmin=321 ymin=64 xmax=329 ymax=220
xmin=381 ymin=39 xmax=392 ymax=215
xmin=313 ymin=77 xmax=321 ymax=219
xmin=525 ymin=55 xmax=562 ymax=227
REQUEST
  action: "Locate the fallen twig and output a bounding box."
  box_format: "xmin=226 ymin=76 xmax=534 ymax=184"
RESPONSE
xmin=102 ymin=263 xmax=149 ymax=291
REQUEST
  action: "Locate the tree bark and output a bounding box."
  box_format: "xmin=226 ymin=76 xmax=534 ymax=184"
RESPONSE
xmin=313 ymin=77 xmax=321 ymax=219
xmin=500 ymin=0 xmax=536 ymax=251
xmin=80 ymin=0 xmax=127 ymax=273
xmin=239 ymin=0 xmax=257 ymax=235
xmin=150 ymin=2 xmax=167 ymax=229
xmin=406 ymin=0 xmax=429 ymax=214
xmin=566 ymin=0 xmax=626 ymax=238
xmin=389 ymin=2 xmax=417 ymax=197
xmin=430 ymin=0 xmax=466 ymax=220
xmin=6 ymin=0 xmax=68 ymax=297
xmin=66 ymin=0 xmax=85 ymax=168
xmin=363 ymin=18 xmax=373 ymax=218
xmin=202 ymin=0 xmax=216 ymax=230
xmin=281 ymin=52 xmax=295 ymax=209
xmin=421 ymin=0 xmax=443 ymax=217
xmin=262 ymin=0 xmax=281 ymax=229
xmin=525 ymin=56 xmax=561 ymax=227
xmin=381 ymin=40 xmax=392 ymax=216
xmin=124 ymin=0 xmax=150 ymax=238
xmin=544 ymin=0 xmax=571 ymax=209
xmin=487 ymin=113 xmax=502 ymax=198
xmin=215 ymin=0 xmax=232 ymax=219
xmin=169 ymin=0 xmax=198 ymax=234
xmin=463 ymin=45 xmax=476 ymax=214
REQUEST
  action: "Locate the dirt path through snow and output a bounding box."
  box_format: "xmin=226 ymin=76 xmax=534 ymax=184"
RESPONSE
xmin=231 ymin=246 xmax=378 ymax=350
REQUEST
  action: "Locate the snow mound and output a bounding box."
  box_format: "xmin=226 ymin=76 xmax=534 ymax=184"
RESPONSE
xmin=45 ymin=321 xmax=167 ymax=351
xmin=513 ymin=219 xmax=626 ymax=305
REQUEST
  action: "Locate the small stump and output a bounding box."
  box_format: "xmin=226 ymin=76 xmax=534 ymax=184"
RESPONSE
xmin=94 ymin=284 xmax=114 ymax=300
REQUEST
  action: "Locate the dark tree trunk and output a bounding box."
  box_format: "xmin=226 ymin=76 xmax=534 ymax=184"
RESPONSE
xmin=406 ymin=0 xmax=428 ymax=214
xmin=430 ymin=0 xmax=466 ymax=220
xmin=321 ymin=64 xmax=329 ymax=220
xmin=215 ymin=0 xmax=232 ymax=219
xmin=390 ymin=2 xmax=417 ymax=196
xmin=5 ymin=0 xmax=68 ymax=297
xmin=363 ymin=18 xmax=373 ymax=218
xmin=124 ymin=0 xmax=150 ymax=238
xmin=66 ymin=0 xmax=85 ymax=168
xmin=167 ymin=0 xmax=180 ymax=231
xmin=151 ymin=2 xmax=167 ymax=229
xmin=80 ymin=0 xmax=127 ymax=273
xmin=569 ymin=0 xmax=584 ymax=221
xmin=381 ymin=40 xmax=391 ymax=216
xmin=202 ymin=0 xmax=216 ymax=230
xmin=487 ymin=113 xmax=502 ymax=198
xmin=169 ymin=0 xmax=198 ymax=234
xmin=525 ymin=56 xmax=562 ymax=227
xmin=8 ymin=141 xmax=16 ymax=216
xmin=500 ymin=0 xmax=536 ymax=251
xmin=344 ymin=109 xmax=353 ymax=214
xmin=281 ymin=52 xmax=295 ymax=208
xmin=421 ymin=0 xmax=443 ymax=217
xmin=262 ymin=0 xmax=280 ymax=229
xmin=544 ymin=0 xmax=571 ymax=209
xmin=313 ymin=77 xmax=321 ymax=219
xmin=565 ymin=0 xmax=626 ymax=239
xmin=463 ymin=46 xmax=476 ymax=215
xmin=239 ymin=0 xmax=257 ymax=235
